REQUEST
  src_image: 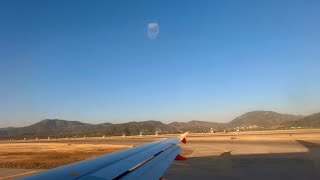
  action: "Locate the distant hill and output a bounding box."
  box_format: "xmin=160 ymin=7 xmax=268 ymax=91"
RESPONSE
xmin=0 ymin=127 xmax=14 ymax=131
xmin=168 ymin=120 xmax=226 ymax=133
xmin=279 ymin=112 xmax=320 ymax=128
xmin=29 ymin=119 xmax=89 ymax=131
xmin=1 ymin=111 xmax=319 ymax=139
xmin=228 ymin=111 xmax=303 ymax=129
xmin=0 ymin=120 xmax=178 ymax=139
xmin=0 ymin=119 xmax=90 ymax=138
xmin=111 ymin=120 xmax=178 ymax=135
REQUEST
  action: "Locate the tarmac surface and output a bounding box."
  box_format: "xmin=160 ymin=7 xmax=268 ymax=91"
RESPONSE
xmin=165 ymin=139 xmax=320 ymax=180
xmin=1 ymin=129 xmax=320 ymax=179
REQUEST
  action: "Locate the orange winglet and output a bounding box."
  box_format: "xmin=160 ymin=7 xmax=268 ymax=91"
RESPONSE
xmin=180 ymin=131 xmax=189 ymax=144
xmin=175 ymin=154 xmax=187 ymax=161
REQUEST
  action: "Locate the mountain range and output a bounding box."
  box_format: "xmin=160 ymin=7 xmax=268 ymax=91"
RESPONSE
xmin=0 ymin=110 xmax=319 ymax=139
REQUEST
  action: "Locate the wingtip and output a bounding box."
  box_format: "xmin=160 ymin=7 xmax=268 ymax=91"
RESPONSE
xmin=180 ymin=131 xmax=189 ymax=138
xmin=175 ymin=154 xmax=187 ymax=161
xmin=180 ymin=131 xmax=189 ymax=143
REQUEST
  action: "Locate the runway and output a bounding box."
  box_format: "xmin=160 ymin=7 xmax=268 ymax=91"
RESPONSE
xmin=1 ymin=130 xmax=320 ymax=179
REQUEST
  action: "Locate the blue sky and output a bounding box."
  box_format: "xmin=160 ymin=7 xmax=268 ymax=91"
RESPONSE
xmin=1 ymin=0 xmax=320 ymax=127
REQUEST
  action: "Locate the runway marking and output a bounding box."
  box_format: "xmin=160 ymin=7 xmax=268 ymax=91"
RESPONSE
xmin=0 ymin=170 xmax=39 ymax=180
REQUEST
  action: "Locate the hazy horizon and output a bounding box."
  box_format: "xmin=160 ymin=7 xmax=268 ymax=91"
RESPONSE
xmin=1 ymin=109 xmax=317 ymax=128
xmin=1 ymin=1 xmax=320 ymax=128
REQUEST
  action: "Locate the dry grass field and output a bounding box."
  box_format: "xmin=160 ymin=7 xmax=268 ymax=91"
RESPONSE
xmin=0 ymin=143 xmax=130 ymax=169
xmin=1 ymin=129 xmax=320 ymax=179
xmin=0 ymin=135 xmax=166 ymax=169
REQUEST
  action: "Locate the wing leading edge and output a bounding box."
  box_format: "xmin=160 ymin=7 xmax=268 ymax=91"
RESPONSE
xmin=20 ymin=132 xmax=189 ymax=180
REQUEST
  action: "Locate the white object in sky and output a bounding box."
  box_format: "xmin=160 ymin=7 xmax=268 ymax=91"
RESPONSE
xmin=147 ymin=22 xmax=159 ymax=39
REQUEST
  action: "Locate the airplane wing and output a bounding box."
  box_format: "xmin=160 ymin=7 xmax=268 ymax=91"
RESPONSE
xmin=19 ymin=132 xmax=189 ymax=180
